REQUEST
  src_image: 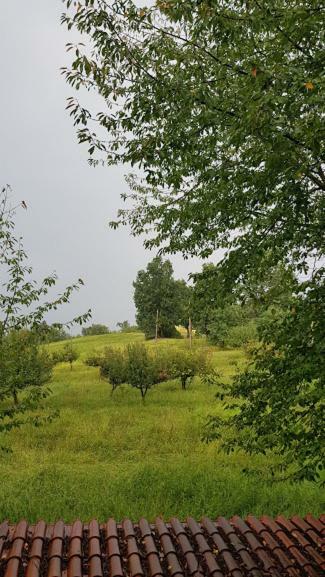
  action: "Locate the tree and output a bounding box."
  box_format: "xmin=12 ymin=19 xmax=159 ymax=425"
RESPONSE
xmin=164 ymin=348 xmax=208 ymax=390
xmin=0 ymin=330 xmax=53 ymax=407
xmin=33 ymin=321 xmax=70 ymax=343
xmin=126 ymin=343 xmax=159 ymax=400
xmin=133 ymin=256 xmax=184 ymax=339
xmin=116 ymin=320 xmax=138 ymax=333
xmin=0 ymin=186 xmax=90 ymax=437
xmin=205 ymin=276 xmax=325 ymax=482
xmin=82 ymin=323 xmax=110 ymax=336
xmin=99 ymin=347 xmax=128 ymax=394
xmin=63 ymin=2 xmax=324 ymax=479
xmin=53 ymin=342 xmax=79 ymax=370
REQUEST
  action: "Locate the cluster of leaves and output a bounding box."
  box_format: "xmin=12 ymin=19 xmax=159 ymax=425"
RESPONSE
xmin=52 ymin=343 xmax=79 ymax=370
xmin=157 ymin=347 xmax=208 ymax=390
xmin=86 ymin=344 xmax=208 ymax=398
xmin=204 ymin=275 xmax=325 ymax=482
xmin=99 ymin=347 xmax=128 ymax=393
xmin=82 ymin=323 xmax=110 ymax=336
xmin=192 ymin=262 xmax=298 ymax=348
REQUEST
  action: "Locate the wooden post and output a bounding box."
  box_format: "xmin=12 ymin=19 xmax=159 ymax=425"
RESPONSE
xmin=155 ymin=309 xmax=159 ymax=341
xmin=189 ymin=316 xmax=192 ymax=348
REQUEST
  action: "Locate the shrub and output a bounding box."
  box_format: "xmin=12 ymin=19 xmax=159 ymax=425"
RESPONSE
xmin=100 ymin=347 xmax=128 ymax=393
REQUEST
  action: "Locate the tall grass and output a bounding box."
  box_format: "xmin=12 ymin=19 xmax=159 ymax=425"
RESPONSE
xmin=0 ymin=333 xmax=323 ymax=522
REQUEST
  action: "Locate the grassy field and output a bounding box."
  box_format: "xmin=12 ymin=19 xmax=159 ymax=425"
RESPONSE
xmin=0 ymin=332 xmax=323 ymax=522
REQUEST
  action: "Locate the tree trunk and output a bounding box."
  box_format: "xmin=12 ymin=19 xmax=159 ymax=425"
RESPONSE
xmin=155 ymin=309 xmax=159 ymax=341
xmin=12 ymin=390 xmax=18 ymax=405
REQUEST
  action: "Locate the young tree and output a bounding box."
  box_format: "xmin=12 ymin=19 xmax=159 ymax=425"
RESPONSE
xmin=63 ymin=2 xmax=324 ymax=479
xmin=82 ymin=323 xmax=110 ymax=336
xmin=53 ymin=342 xmax=79 ymax=370
xmin=125 ymin=343 xmax=159 ymax=400
xmin=165 ymin=348 xmax=208 ymax=390
xmin=0 ymin=330 xmax=53 ymax=407
xmin=0 ymin=186 xmax=90 ymax=437
xmin=133 ymin=256 xmax=185 ymax=339
xmin=99 ymin=346 xmax=127 ymax=394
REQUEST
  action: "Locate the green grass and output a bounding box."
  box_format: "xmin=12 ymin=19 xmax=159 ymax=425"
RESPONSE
xmin=0 ymin=333 xmax=323 ymax=522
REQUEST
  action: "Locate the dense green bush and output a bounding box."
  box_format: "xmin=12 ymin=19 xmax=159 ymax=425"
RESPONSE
xmin=0 ymin=330 xmax=53 ymax=409
xmin=157 ymin=348 xmax=208 ymax=390
xmin=206 ymin=305 xmax=259 ymax=348
xmin=125 ymin=343 xmax=159 ymax=399
xmin=100 ymin=347 xmax=128 ymax=393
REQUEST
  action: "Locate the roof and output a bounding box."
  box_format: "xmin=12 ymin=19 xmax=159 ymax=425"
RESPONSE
xmin=0 ymin=515 xmax=324 ymax=577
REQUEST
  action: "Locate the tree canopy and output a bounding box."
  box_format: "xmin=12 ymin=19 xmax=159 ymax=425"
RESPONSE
xmin=0 ymin=186 xmax=90 ymax=440
xmin=62 ymin=1 xmax=324 ymax=481
xmin=133 ymin=256 xmax=185 ymax=339
xmin=62 ymin=0 xmax=323 ymax=278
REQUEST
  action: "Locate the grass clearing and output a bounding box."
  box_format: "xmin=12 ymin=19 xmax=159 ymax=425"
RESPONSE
xmin=0 ymin=333 xmax=323 ymax=522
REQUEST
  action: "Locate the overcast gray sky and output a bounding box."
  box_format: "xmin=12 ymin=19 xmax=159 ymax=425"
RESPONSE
xmin=1 ymin=1 xmax=217 ymax=332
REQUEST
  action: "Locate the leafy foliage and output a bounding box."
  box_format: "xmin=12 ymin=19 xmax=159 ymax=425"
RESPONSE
xmin=125 ymin=343 xmax=159 ymax=399
xmin=0 ymin=186 xmax=90 ymax=439
xmin=62 ymin=2 xmax=324 ymax=479
xmin=99 ymin=346 xmax=128 ymax=393
xmin=0 ymin=330 xmax=54 ymax=434
xmin=53 ymin=343 xmax=79 ymax=370
xmin=163 ymin=348 xmax=208 ymax=390
xmin=32 ymin=321 xmax=70 ymax=343
xmin=205 ymin=277 xmax=325 ymax=482
xmin=133 ymin=256 xmax=185 ymax=339
xmin=82 ymin=323 xmax=110 ymax=336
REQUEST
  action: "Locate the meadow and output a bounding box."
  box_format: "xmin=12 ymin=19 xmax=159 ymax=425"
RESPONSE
xmin=0 ymin=332 xmax=323 ymax=522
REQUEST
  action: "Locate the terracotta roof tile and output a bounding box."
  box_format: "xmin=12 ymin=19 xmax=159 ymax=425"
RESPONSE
xmin=0 ymin=515 xmax=323 ymax=577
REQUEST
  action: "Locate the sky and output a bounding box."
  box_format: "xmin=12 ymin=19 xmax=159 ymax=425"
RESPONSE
xmin=0 ymin=1 xmax=215 ymax=332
